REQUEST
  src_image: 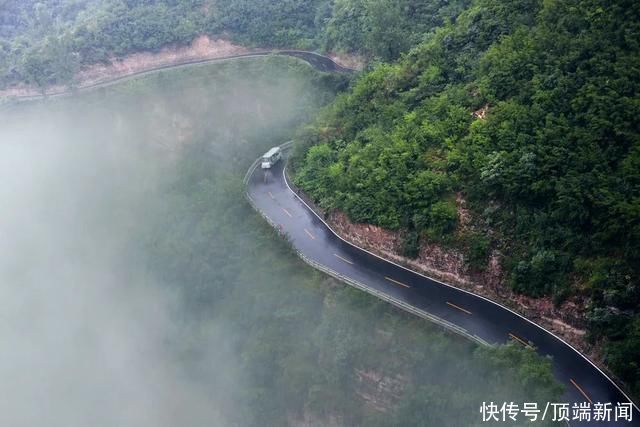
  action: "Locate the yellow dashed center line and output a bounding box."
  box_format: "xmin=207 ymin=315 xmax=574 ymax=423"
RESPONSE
xmin=304 ymin=228 xmax=316 ymax=240
xmin=384 ymin=276 xmax=411 ymax=288
xmin=570 ymin=379 xmax=593 ymax=404
xmin=282 ymin=208 xmax=292 ymax=218
xmin=268 ymin=191 xmax=274 ymax=199
xmin=334 ymin=254 xmax=354 ymax=265
xmin=446 ymin=302 xmax=472 ymax=315
xmin=509 ymin=332 xmax=532 ymax=348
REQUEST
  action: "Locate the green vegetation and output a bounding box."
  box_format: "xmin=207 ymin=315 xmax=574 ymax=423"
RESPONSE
xmin=0 ymin=0 xmax=205 ymax=87
xmin=0 ymin=0 xmax=471 ymax=89
xmin=6 ymin=0 xmax=634 ymax=414
xmin=153 ymin=139 xmax=563 ymax=426
xmin=292 ymin=0 xmax=640 ymax=395
xmin=1 ymin=56 xmax=563 ymax=425
xmin=143 ymin=75 xmax=562 ymax=423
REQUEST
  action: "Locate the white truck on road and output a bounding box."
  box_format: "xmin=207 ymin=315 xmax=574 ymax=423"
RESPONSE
xmin=261 ymin=147 xmax=282 ymax=169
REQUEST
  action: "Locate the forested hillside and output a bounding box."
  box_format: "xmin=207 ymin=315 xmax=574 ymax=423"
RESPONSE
xmin=0 ymin=0 xmax=468 ymax=89
xmin=3 ymin=0 xmax=637 ymax=408
xmin=0 ymin=57 xmax=563 ymax=425
xmin=292 ymin=0 xmax=640 ymax=395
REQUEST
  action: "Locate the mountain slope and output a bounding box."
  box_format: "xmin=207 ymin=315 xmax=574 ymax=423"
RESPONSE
xmin=292 ymin=0 xmax=640 ymax=395
xmin=0 ymin=0 xmax=469 ymax=89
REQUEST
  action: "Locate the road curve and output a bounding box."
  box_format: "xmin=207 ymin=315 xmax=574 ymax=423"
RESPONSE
xmin=246 ymin=149 xmax=640 ymax=426
xmin=1 ymin=50 xmax=353 ymax=103
xmin=11 ymin=45 xmax=637 ymax=425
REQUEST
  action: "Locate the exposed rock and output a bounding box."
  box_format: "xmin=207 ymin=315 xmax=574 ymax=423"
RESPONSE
xmin=455 ymin=192 xmax=472 ymax=231
xmin=1 ymin=35 xmax=252 ymax=98
xmin=1 ymin=36 xmax=361 ymax=100
xmin=324 ymin=208 xmax=592 ymax=358
xmin=327 ymin=52 xmax=366 ymax=71
xmin=354 ymin=369 xmax=407 ymax=412
xmin=329 ymin=210 xmax=473 ymax=286
xmin=77 ymin=36 xmax=251 ymax=87
xmin=287 ymin=366 xmax=407 ymax=426
xmin=473 ymin=103 xmax=490 ymax=120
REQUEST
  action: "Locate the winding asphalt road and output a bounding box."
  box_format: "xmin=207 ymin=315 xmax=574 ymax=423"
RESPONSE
xmin=10 ymin=45 xmax=637 ymax=425
xmin=246 ymin=152 xmax=640 ymax=426
xmin=2 ymin=50 xmax=352 ymax=103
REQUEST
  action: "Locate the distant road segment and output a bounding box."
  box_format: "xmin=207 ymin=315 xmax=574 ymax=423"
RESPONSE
xmin=2 ymin=50 xmax=353 ymax=103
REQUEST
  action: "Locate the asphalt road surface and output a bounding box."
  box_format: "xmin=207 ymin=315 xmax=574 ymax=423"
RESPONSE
xmin=12 ymin=44 xmax=636 ymax=425
xmin=247 ymin=153 xmax=640 ymax=427
xmin=4 ymin=50 xmax=353 ymax=103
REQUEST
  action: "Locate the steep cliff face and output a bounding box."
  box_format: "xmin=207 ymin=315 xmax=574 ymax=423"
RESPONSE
xmin=330 ymin=210 xmax=473 ymax=286
xmin=326 ymin=210 xmax=590 ymax=352
xmin=354 ymin=368 xmax=406 ymax=412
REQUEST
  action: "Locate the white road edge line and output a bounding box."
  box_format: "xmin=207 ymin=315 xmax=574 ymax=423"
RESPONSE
xmin=281 ymin=161 xmax=640 ymax=413
xmin=334 ymin=253 xmax=354 ymax=265
xmin=10 ymin=52 xmax=355 ymax=103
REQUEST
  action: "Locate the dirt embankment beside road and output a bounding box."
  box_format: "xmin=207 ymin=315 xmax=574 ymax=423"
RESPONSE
xmin=0 ymin=36 xmax=249 ymax=98
xmin=328 ymin=209 xmax=589 ymax=347
xmin=0 ymin=35 xmax=363 ymax=99
xmin=288 ymin=171 xmax=599 ymax=366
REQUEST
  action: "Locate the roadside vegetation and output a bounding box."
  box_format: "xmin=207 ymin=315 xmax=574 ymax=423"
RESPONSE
xmin=131 ymin=59 xmax=563 ymax=424
xmin=5 ymin=0 xmax=634 ymax=416
xmin=0 ymin=0 xmax=472 ymax=89
xmin=291 ymin=0 xmax=640 ymax=396
xmin=1 ymin=57 xmax=563 ymax=425
xmin=153 ymin=136 xmax=563 ymax=426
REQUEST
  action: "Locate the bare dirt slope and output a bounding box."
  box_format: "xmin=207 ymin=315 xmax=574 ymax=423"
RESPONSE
xmin=0 ymin=36 xmax=253 ymax=98
xmin=0 ymin=35 xmax=363 ymax=99
xmin=327 ymin=209 xmax=592 ymax=356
